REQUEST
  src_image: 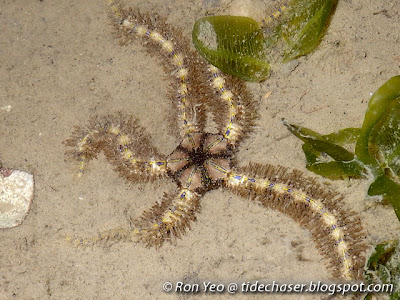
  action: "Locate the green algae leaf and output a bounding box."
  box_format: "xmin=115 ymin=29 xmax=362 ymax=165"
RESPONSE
xmin=368 ymin=98 xmax=400 ymax=184
xmin=356 ymin=75 xmax=400 ymax=166
xmin=284 ymin=121 xmax=355 ymax=162
xmin=192 ymin=0 xmax=336 ymax=81
xmin=365 ymin=240 xmax=400 ymax=299
xmin=361 ymin=76 xmax=400 ymax=221
xmin=284 ymin=76 xmax=400 ymax=222
xmin=283 ymin=120 xmax=365 ymax=179
xmin=323 ymin=128 xmax=361 ymax=146
xmin=279 ymin=0 xmax=336 ymax=62
xmin=192 ymin=16 xmax=270 ymax=82
xmin=306 ymin=158 xmax=365 ymax=180
xmin=368 ymin=174 xmax=400 ymax=221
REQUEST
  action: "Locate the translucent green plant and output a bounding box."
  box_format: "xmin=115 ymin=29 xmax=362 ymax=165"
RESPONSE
xmin=364 ymin=240 xmax=400 ymax=299
xmin=192 ymin=16 xmax=270 ymax=82
xmin=284 ymin=75 xmax=400 ymax=221
xmin=277 ymin=0 xmax=336 ymax=62
xmin=192 ymin=0 xmax=337 ymax=81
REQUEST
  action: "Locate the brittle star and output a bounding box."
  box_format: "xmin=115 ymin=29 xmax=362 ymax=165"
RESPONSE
xmin=65 ymin=0 xmax=365 ymax=281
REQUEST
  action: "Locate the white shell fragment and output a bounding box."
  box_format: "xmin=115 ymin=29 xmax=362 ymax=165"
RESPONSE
xmin=1 ymin=105 xmax=12 ymax=112
xmin=0 ymin=169 xmax=34 ymax=228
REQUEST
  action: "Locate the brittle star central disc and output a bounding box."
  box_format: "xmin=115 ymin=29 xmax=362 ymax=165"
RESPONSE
xmin=167 ymin=133 xmax=232 ymax=191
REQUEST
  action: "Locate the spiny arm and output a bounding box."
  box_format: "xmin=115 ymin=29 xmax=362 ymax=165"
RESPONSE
xmin=206 ymin=65 xmax=257 ymax=148
xmin=106 ymin=0 xmax=212 ymax=137
xmin=223 ymin=162 xmax=366 ymax=281
xmin=66 ymin=188 xmax=201 ymax=248
xmin=134 ymin=188 xmax=201 ymax=247
xmin=64 ymin=113 xmax=167 ymax=182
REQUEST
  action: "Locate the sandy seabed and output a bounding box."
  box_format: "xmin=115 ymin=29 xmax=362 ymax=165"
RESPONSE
xmin=1 ymin=0 xmax=400 ymax=299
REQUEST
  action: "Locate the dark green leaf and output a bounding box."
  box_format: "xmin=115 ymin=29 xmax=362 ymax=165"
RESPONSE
xmin=368 ymin=175 xmax=400 ymax=221
xmin=366 ymin=241 xmax=398 ymax=271
xmin=356 ymin=75 xmax=400 ymax=166
xmin=284 ymin=121 xmax=355 ymax=161
xmin=283 ymin=120 xmax=324 ymax=142
xmin=365 ymin=240 xmax=400 ymax=298
xmin=280 ymin=0 xmax=336 ymax=62
xmin=284 ymin=122 xmax=366 ymax=179
xmin=323 ymin=128 xmax=360 ymax=146
xmin=368 ymin=98 xmax=400 ymax=184
xmin=306 ymin=161 xmax=365 ymax=180
xmin=192 ymin=16 xmax=270 ymax=82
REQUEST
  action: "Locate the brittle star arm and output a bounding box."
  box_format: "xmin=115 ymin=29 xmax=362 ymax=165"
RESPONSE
xmin=260 ymin=2 xmax=288 ymax=27
xmin=222 ymin=163 xmax=366 ymax=281
xmin=107 ymin=0 xmax=217 ymax=137
xmin=64 ymin=114 xmax=167 ymax=181
xmin=134 ymin=188 xmax=201 ymax=247
xmin=206 ymin=65 xmax=258 ymax=147
xmin=66 ymin=188 xmax=201 ymax=249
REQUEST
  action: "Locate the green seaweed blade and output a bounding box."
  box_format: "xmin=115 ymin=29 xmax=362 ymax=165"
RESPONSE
xmin=369 ymin=98 xmax=400 ymax=184
xmin=365 ymin=240 xmax=400 ymax=299
xmin=283 ymin=121 xmax=365 ymax=179
xmin=368 ymin=174 xmax=400 ymax=220
xmin=192 ymin=16 xmax=270 ymax=82
xmin=280 ymin=0 xmax=336 ymax=62
xmin=355 ymin=75 xmax=400 ymax=167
